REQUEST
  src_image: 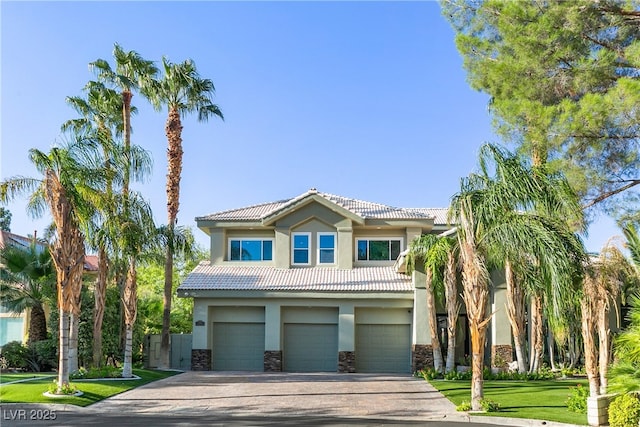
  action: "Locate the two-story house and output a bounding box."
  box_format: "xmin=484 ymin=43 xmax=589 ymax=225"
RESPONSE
xmin=178 ymin=189 xmax=513 ymax=373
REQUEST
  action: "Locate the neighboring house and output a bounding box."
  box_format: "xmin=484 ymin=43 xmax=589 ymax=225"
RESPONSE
xmin=0 ymin=230 xmax=99 ymax=347
xmin=0 ymin=231 xmax=48 ymax=347
xmin=178 ymin=189 xmax=513 ymax=373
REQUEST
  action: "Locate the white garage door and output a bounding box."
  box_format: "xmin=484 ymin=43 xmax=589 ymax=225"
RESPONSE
xmin=356 ymin=324 xmax=411 ymax=373
xmin=212 ymin=322 xmax=265 ymax=371
xmin=283 ymin=323 xmax=338 ymax=372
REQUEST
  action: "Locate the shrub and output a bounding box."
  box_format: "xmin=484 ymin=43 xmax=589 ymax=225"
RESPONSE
xmin=444 ymin=369 xmax=472 ymax=380
xmin=565 ymin=384 xmax=588 ymax=414
xmin=480 ymin=398 xmax=501 ymax=412
xmin=456 ymin=401 xmax=472 ymax=411
xmin=70 ymin=365 xmax=122 ymax=380
xmin=47 ymin=380 xmax=77 ymax=395
xmin=27 ymin=339 xmax=57 ymax=372
xmin=609 ymin=393 xmax=640 ymax=427
xmin=0 ymin=341 xmax=28 ymax=370
xmin=416 ymin=368 xmax=442 ymax=380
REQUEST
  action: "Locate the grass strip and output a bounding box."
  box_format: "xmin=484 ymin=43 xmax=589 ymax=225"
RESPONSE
xmin=0 ymin=373 xmax=55 ymax=385
xmin=0 ymin=369 xmax=180 ymax=406
xmin=430 ymin=379 xmax=588 ymax=426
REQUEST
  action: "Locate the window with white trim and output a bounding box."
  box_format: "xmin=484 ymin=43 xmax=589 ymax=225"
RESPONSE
xmin=292 ymin=232 xmax=311 ymax=265
xmin=317 ymin=232 xmax=336 ymax=264
xmin=356 ymin=238 xmax=403 ymax=261
xmin=229 ymin=239 xmax=273 ymax=261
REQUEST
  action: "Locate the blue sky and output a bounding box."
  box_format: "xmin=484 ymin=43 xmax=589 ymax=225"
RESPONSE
xmin=0 ymin=1 xmax=620 ymax=252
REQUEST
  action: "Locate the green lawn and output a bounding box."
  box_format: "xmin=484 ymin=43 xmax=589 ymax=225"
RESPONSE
xmin=430 ymin=379 xmax=588 ymax=426
xmin=0 ymin=372 xmax=55 ymax=384
xmin=0 ymin=369 xmax=180 ymax=406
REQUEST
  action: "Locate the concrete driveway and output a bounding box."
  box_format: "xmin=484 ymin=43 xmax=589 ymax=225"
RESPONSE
xmin=88 ymin=371 xmax=458 ymax=421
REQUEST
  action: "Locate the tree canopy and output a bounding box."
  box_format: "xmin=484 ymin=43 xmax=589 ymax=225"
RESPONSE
xmin=442 ymin=0 xmax=640 ymax=220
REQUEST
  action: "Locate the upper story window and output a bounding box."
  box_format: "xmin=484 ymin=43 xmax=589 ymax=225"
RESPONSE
xmin=292 ymin=232 xmax=311 ymax=265
xmin=229 ymin=239 xmax=273 ymax=261
xmin=357 ymin=238 xmax=402 ymax=261
xmin=317 ymin=232 xmax=336 ymax=264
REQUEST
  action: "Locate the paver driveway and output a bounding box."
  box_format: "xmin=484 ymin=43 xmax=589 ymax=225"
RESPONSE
xmin=89 ymin=371 xmax=458 ymax=421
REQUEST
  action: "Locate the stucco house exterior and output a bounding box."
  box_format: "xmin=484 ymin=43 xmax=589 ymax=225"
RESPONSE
xmin=178 ymin=189 xmax=513 ymax=373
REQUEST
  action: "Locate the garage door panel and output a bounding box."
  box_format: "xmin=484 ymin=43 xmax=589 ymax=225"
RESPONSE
xmin=356 ymin=324 xmax=410 ymax=373
xmin=213 ymin=322 xmax=264 ymax=371
xmin=284 ymin=323 xmax=338 ymax=372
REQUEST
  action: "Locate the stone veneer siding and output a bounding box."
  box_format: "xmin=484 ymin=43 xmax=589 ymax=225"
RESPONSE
xmin=491 ymin=345 xmax=513 ymax=369
xmin=412 ymin=344 xmax=433 ymax=372
xmin=264 ymin=351 xmax=282 ymax=372
xmin=191 ymin=349 xmax=212 ymax=371
xmin=338 ymin=351 xmax=356 ymax=373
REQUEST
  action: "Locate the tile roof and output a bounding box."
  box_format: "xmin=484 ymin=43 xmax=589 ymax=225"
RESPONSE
xmin=179 ymin=262 xmax=413 ymax=293
xmin=196 ymin=189 xmax=450 ymax=224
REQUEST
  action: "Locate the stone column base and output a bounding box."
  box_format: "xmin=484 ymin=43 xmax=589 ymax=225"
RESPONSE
xmin=264 ymin=350 xmax=282 ymax=372
xmin=191 ymin=349 xmax=212 ymax=371
xmin=491 ymin=345 xmax=513 ymax=370
xmin=338 ymin=351 xmax=355 ymax=373
xmin=412 ymin=344 xmax=433 ymax=372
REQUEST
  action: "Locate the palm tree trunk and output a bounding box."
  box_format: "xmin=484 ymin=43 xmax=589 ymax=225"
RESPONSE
xmin=122 ymin=256 xmax=137 ymax=378
xmin=122 ymin=324 xmax=134 ymax=378
xmin=505 ymin=261 xmax=528 ymax=373
xmin=458 ymin=219 xmax=490 ymax=411
xmin=68 ymin=313 xmax=79 ymax=373
xmin=529 ymin=294 xmax=544 ymax=373
xmin=426 ymin=269 xmax=444 ymax=372
xmin=547 ymin=329 xmax=557 ymax=371
xmin=122 ymin=89 xmax=132 ymax=196
xmin=93 ymin=247 xmax=109 ymax=367
xmin=28 ymin=305 xmax=47 ymax=345
xmin=445 ymin=251 xmax=460 ymax=373
xmin=597 ymin=300 xmax=610 ymax=394
xmin=581 ymin=276 xmax=600 ymax=396
xmin=161 ymin=106 xmax=184 ymax=369
xmin=58 ymin=310 xmax=70 ymax=391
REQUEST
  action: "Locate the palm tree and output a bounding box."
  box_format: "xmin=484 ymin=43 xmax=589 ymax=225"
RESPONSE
xmin=0 ymin=241 xmax=55 ymax=344
xmin=113 ymin=192 xmax=157 ymax=378
xmin=406 ymin=234 xmax=445 ymax=372
xmin=64 ymin=81 xmax=152 ymax=368
xmin=449 ymin=143 xmax=585 ymax=410
xmin=144 ymin=57 xmax=223 ymax=368
xmin=90 ymin=44 xmax=157 ymax=195
xmin=583 ymin=242 xmax=637 ymax=395
xmin=0 ymin=136 xmax=105 ymax=392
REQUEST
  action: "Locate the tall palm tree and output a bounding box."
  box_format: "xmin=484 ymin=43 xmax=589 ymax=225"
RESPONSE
xmin=0 ymin=241 xmax=55 ymax=344
xmin=144 ymin=57 xmax=223 ymax=368
xmin=449 ymin=143 xmax=585 ymax=410
xmin=90 ymin=44 xmax=157 ymax=195
xmin=0 ymin=137 xmax=105 ymax=392
xmin=64 ymin=82 xmax=122 ymax=368
xmin=64 ymin=81 xmax=152 ymax=367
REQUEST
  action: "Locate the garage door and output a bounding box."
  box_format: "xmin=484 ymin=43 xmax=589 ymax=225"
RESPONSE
xmin=212 ymin=322 xmax=265 ymax=371
xmin=356 ymin=324 xmax=411 ymax=373
xmin=283 ymin=323 xmax=338 ymax=372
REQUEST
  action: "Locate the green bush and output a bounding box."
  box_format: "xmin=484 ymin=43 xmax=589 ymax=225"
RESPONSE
xmin=456 ymin=401 xmax=472 ymax=411
xmin=27 ymin=339 xmax=57 ymax=372
xmin=416 ymin=368 xmax=442 ymax=380
xmin=70 ymin=365 xmax=122 ymax=380
xmin=0 ymin=341 xmax=28 ymax=370
xmin=480 ymin=398 xmax=501 ymax=412
xmin=565 ymin=384 xmax=588 ymax=414
xmin=609 ymin=393 xmax=640 ymax=427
